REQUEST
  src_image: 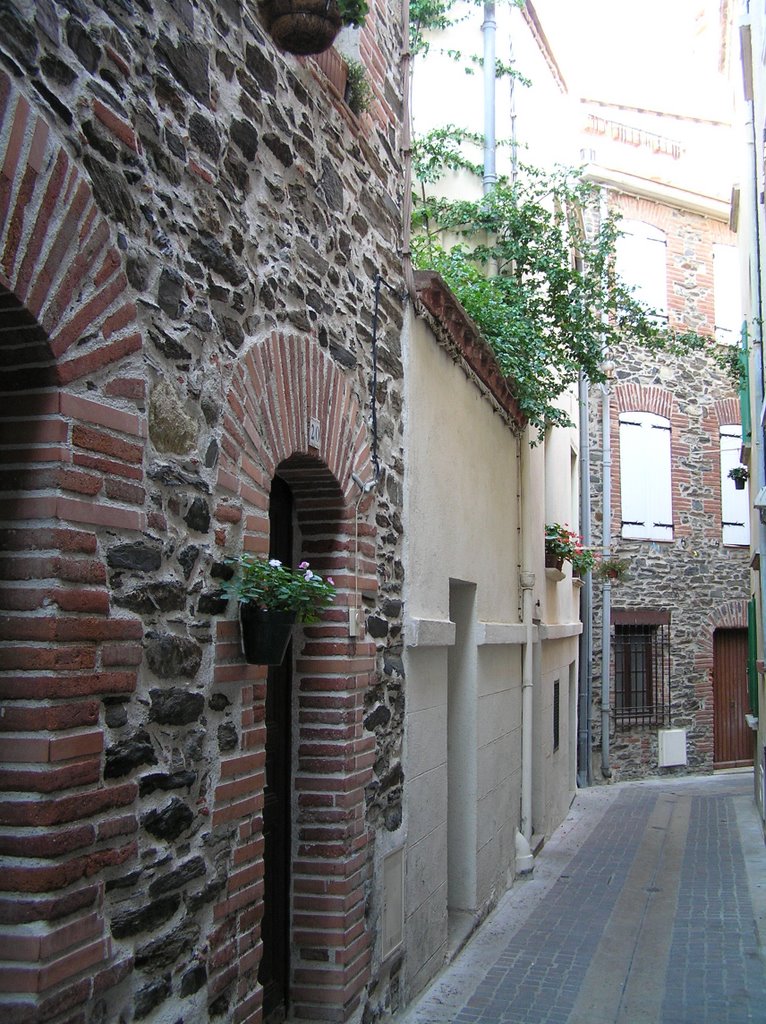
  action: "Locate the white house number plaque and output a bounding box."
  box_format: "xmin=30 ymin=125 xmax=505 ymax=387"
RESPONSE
xmin=309 ymin=417 xmax=321 ymax=449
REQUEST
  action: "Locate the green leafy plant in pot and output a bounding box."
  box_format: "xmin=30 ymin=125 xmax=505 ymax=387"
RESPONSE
xmin=260 ymin=0 xmax=369 ymax=56
xmin=224 ymin=555 xmax=336 ymax=664
xmin=595 ymin=556 xmax=630 ymax=584
xmin=728 ymin=464 xmax=749 ymax=490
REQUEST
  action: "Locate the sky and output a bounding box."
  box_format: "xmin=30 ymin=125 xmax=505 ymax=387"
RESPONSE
xmin=532 ymin=0 xmax=734 ymax=122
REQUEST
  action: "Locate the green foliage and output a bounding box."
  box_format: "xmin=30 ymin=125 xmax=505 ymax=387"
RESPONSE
xmin=410 ymin=0 xmax=458 ymax=55
xmin=714 ymin=340 xmax=747 ymax=393
xmin=412 ymin=125 xmax=485 ymax=184
xmin=345 ymin=57 xmax=372 ymax=114
xmin=409 ymin=0 xmax=525 ymax=58
xmin=595 ymin=556 xmax=631 ymax=583
xmin=413 ymin=152 xmax=714 ymax=432
xmin=545 ymin=524 xmax=596 ymax=573
xmin=338 ymin=0 xmax=368 ymax=27
xmin=224 ymin=556 xmax=336 ymax=623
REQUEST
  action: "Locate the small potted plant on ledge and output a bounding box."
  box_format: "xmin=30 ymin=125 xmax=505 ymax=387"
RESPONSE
xmin=545 ymin=523 xmax=595 ymax=575
xmin=545 ymin=523 xmax=573 ymax=571
xmin=728 ymin=464 xmax=749 ymax=490
xmin=224 ymin=555 xmax=336 ymax=665
xmin=595 ymin=555 xmax=631 ymax=584
xmin=259 ymin=0 xmax=369 ymax=56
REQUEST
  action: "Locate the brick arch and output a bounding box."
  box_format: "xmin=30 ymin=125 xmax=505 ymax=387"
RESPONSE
xmin=612 ymin=382 xmax=675 ymax=420
xmin=211 ymin=332 xmax=376 ymax=1022
xmin=713 ymin=398 xmax=741 ymax=428
xmin=0 ymin=73 xmax=146 ymax=1017
xmin=693 ymin=599 xmax=749 ymax=680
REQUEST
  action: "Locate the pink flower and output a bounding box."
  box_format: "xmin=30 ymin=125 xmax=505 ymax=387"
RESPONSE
xmin=299 ymin=560 xmax=310 ymax=570
xmin=327 ymin=577 xmax=335 ymax=586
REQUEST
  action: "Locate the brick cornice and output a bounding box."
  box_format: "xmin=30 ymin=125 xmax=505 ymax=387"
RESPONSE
xmin=414 ymin=270 xmax=526 ymax=430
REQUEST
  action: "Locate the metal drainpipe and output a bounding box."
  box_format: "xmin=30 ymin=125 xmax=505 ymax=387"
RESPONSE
xmin=517 ymin=431 xmax=535 ymax=875
xmin=578 ymin=371 xmax=593 ymax=786
xmin=482 ymin=3 xmax=497 ymax=197
xmin=601 ymin=377 xmax=612 ymax=779
xmin=743 ymin=48 xmax=766 ymax=809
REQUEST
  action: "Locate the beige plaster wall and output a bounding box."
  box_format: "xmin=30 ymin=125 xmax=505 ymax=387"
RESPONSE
xmin=402 ymin=309 xmax=580 ymax=1001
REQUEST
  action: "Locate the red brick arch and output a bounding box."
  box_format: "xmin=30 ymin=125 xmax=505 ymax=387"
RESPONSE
xmin=694 ymin=598 xmax=750 ymax=679
xmin=0 ymin=71 xmax=145 ymax=1016
xmin=211 ymin=332 xmax=377 ymax=1021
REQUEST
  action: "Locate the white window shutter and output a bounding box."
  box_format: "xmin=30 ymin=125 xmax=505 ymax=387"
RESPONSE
xmin=620 ymin=412 xmax=673 ymax=540
xmin=713 ymin=245 xmax=740 ymax=345
xmin=615 ymin=221 xmax=668 ymax=319
xmin=720 ymin=425 xmax=749 ymax=546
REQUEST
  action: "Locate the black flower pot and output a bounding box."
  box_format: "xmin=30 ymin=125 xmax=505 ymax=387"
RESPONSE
xmin=734 ymin=477 xmax=746 ymax=490
xmin=239 ymin=606 xmax=296 ymax=665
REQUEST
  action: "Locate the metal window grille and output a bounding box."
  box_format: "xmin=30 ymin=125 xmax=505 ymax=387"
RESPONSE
xmin=613 ymin=616 xmax=670 ymax=729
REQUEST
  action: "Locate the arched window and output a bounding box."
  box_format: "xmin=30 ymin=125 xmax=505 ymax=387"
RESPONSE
xmin=619 ymin=411 xmax=673 ymax=540
xmin=615 ymin=220 xmax=668 ymax=321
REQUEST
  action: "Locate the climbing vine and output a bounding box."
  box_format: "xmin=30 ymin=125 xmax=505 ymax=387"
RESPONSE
xmin=412 ymin=145 xmax=716 ymax=431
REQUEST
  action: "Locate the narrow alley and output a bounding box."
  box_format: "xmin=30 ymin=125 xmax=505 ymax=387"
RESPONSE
xmin=396 ymin=773 xmax=766 ymax=1024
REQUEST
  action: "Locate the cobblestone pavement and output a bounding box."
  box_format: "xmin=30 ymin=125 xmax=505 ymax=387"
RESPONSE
xmin=395 ymin=772 xmax=766 ymax=1024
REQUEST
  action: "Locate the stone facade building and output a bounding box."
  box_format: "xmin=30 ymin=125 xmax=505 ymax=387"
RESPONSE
xmin=0 ymin=3 xmax=409 ymax=1023
xmin=587 ymin=182 xmax=751 ymax=782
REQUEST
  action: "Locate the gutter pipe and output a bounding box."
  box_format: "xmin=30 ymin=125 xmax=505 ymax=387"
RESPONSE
xmin=600 ymin=378 xmax=612 ymax=778
xmin=482 ymin=3 xmax=497 ymax=196
xmin=578 ymin=371 xmax=593 ymax=786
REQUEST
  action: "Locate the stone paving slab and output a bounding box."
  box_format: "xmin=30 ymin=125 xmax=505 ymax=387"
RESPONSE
xmin=394 ymin=773 xmax=766 ymax=1024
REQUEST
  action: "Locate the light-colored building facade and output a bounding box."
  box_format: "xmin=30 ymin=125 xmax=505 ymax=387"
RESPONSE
xmin=735 ymin=0 xmax=766 ymax=829
xmin=399 ymin=1 xmax=586 ymax=1005
xmin=586 ymin=178 xmax=750 ymax=782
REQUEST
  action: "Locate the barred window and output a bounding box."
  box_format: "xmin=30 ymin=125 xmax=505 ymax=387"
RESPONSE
xmin=613 ymin=610 xmax=671 ymax=728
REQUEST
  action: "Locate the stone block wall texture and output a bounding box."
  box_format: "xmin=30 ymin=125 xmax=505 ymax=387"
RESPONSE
xmin=588 ymin=192 xmax=750 ymax=782
xmin=0 ymin=2 xmax=406 ymax=1023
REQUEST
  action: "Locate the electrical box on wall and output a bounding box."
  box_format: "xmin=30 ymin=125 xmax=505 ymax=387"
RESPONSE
xmin=658 ymin=728 xmax=687 ymax=767
xmin=348 ymin=606 xmax=364 ymax=637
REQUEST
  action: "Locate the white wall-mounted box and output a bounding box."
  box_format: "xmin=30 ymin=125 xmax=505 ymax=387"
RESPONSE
xmin=658 ymin=728 xmax=687 ymax=767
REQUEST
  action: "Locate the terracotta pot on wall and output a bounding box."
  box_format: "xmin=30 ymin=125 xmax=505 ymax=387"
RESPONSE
xmin=545 ymin=550 xmax=564 ymax=571
xmin=260 ymin=0 xmax=342 ymax=55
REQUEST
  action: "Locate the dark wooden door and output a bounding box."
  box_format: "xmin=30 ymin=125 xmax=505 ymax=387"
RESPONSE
xmin=713 ymin=628 xmax=753 ymax=769
xmin=259 ymin=475 xmax=293 ymax=1023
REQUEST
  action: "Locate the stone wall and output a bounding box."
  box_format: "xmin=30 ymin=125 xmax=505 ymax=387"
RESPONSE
xmin=588 ymin=192 xmax=750 ymax=782
xmin=0 ymin=2 xmax=406 ymax=1022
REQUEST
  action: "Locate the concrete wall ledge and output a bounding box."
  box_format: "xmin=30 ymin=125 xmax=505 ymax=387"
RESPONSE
xmin=538 ymin=621 xmax=583 ymax=640
xmin=475 ymin=622 xmax=530 ymax=645
xmin=405 ymin=617 xmax=456 ymax=647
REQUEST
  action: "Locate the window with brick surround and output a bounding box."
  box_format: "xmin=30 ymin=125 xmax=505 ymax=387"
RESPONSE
xmin=720 ymin=424 xmax=750 ymax=546
xmin=614 ymin=220 xmax=668 ymax=322
xmin=619 ymin=411 xmax=673 ymax=541
xmin=613 ymin=609 xmax=671 ymax=728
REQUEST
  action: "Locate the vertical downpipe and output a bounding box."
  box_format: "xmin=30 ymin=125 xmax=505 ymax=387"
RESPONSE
xmin=601 ymin=379 xmax=612 ymax=778
xmin=578 ymin=371 xmax=593 ymax=786
xmin=482 ymin=3 xmax=497 ymax=197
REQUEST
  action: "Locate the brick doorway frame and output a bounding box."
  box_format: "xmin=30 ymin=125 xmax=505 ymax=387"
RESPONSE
xmin=0 ymin=71 xmax=145 ymax=1017
xmin=213 ymin=334 xmax=378 ymax=1022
